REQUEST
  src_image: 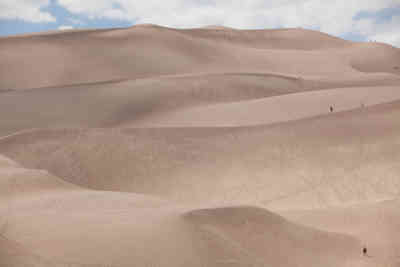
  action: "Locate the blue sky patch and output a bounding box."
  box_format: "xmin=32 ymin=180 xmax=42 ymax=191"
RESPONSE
xmin=0 ymin=1 xmax=399 ymax=47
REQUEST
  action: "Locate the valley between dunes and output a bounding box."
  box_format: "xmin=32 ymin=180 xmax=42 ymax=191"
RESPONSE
xmin=1 ymin=24 xmax=400 ymax=267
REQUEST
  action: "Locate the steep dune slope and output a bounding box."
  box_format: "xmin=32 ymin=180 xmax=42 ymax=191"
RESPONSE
xmin=1 ymin=24 xmax=400 ymax=267
xmin=0 ymin=73 xmax=399 ymax=136
xmin=181 ymin=27 xmax=351 ymax=50
xmin=0 ymin=155 xmax=361 ymax=267
xmin=129 ymin=86 xmax=400 ymax=127
xmin=349 ymin=42 xmax=400 ymax=75
xmin=1 ymin=100 xmax=400 ymax=209
xmin=1 ymin=25 xmax=399 ymax=91
xmin=282 ymin=199 xmax=400 ymax=267
xmin=0 ymin=73 xmax=306 ymax=136
xmin=0 ymin=25 xmax=228 ymax=90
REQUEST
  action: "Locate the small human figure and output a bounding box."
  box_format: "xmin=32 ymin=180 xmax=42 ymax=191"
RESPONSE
xmin=330 ymin=106 xmax=333 ymax=112
xmin=363 ymin=247 xmax=367 ymax=256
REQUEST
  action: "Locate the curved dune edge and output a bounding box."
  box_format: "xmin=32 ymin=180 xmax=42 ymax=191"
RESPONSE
xmin=128 ymin=86 xmax=400 ymax=127
xmin=281 ymin=199 xmax=400 ymax=266
xmin=349 ymin=42 xmax=400 ymax=75
xmin=1 ymin=70 xmax=399 ymax=137
xmin=0 ymin=158 xmax=361 ymax=267
xmin=1 ymin=24 xmax=400 ymax=267
xmin=0 ymin=72 xmax=306 ymax=136
xmin=1 ymin=100 xmax=400 ymax=211
xmin=1 ymin=24 xmax=399 ymax=91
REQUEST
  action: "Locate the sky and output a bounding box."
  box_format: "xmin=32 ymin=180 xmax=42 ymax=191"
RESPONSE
xmin=0 ymin=0 xmax=399 ymax=47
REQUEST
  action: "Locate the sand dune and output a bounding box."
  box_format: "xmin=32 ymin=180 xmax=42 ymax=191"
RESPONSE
xmin=1 ymin=100 xmax=400 ymax=210
xmin=349 ymin=42 xmax=400 ymax=75
xmin=0 ymin=156 xmax=361 ymax=267
xmin=1 ymin=24 xmax=400 ymax=267
xmin=180 ymin=27 xmax=352 ymax=50
xmin=282 ymin=199 xmax=400 ymax=266
xmin=1 ymin=25 xmax=399 ymax=91
xmin=129 ymin=85 xmax=400 ymax=127
xmin=0 ymin=72 xmax=306 ymax=136
xmin=0 ymin=73 xmax=399 ymax=136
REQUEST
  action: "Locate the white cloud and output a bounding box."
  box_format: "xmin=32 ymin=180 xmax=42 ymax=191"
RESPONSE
xmin=367 ymin=15 xmax=400 ymax=47
xmin=0 ymin=0 xmax=55 ymax=22
xmin=55 ymin=0 xmax=399 ymax=30
xmin=58 ymin=25 xmax=74 ymax=30
xmin=67 ymin=17 xmax=83 ymax=24
xmin=57 ymin=0 xmax=130 ymax=20
xmin=55 ymin=0 xmax=400 ymax=46
xmin=3 ymin=0 xmax=399 ymax=47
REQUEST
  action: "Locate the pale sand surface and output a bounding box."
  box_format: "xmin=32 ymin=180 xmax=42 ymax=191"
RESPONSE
xmin=1 ymin=25 xmax=400 ymax=267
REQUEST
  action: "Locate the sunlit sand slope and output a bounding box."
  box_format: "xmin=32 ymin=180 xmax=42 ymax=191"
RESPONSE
xmin=1 ymin=24 xmax=400 ymax=267
xmin=0 ymin=156 xmax=362 ymax=267
xmin=1 ymin=25 xmax=399 ymax=91
xmin=1 ymin=100 xmax=400 ymax=209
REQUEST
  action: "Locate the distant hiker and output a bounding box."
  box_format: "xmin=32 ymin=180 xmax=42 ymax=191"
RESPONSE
xmin=363 ymin=247 xmax=367 ymax=256
xmin=330 ymin=106 xmax=334 ymax=112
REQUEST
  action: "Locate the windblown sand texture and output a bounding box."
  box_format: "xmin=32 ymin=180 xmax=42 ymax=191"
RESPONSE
xmin=1 ymin=24 xmax=400 ymax=267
